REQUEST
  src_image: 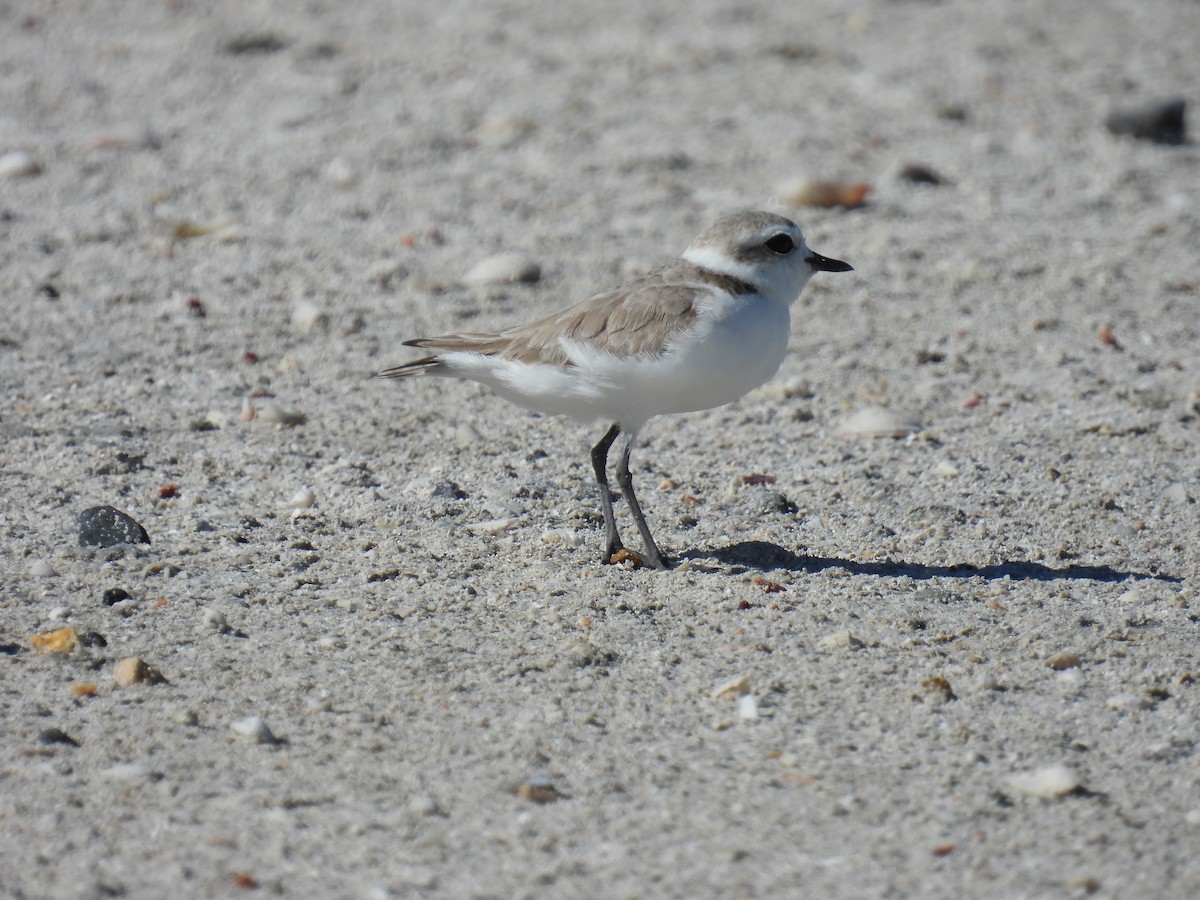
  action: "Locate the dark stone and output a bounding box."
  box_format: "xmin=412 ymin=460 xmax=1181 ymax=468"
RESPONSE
xmin=1106 ymin=98 xmax=1187 ymax=145
xmin=223 ymin=32 xmax=289 ymax=55
xmin=78 ymin=631 xmax=108 ymax=648
xmin=898 ymin=162 xmax=946 ymax=185
xmin=38 ymin=728 xmax=80 ymax=747
xmin=103 ymin=587 xmax=133 ymax=605
xmin=78 ymin=506 xmax=151 ymax=548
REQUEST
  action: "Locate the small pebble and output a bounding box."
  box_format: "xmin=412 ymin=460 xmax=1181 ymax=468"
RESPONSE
xmin=972 ymin=675 xmax=1003 ymax=693
xmin=203 ymin=609 xmax=230 ymax=633
xmin=756 ymin=375 xmax=813 ymax=400
xmin=934 ymin=460 xmax=959 ymax=478
xmin=737 ymin=694 xmax=759 ymax=719
xmin=29 ymin=559 xmax=57 ymax=578
xmin=47 ymin=607 xmax=71 ymax=621
xmin=109 ymin=598 xmax=138 ymax=617
xmin=325 ymin=156 xmax=357 ymax=187
xmin=918 ymin=676 xmax=956 ymax=704
xmin=1047 ymin=651 xmax=1082 ymax=671
xmin=1117 ymin=587 xmax=1150 ymax=605
xmin=230 ymin=716 xmax=279 ymax=744
xmin=290 ymin=487 xmax=317 ymax=510
xmin=0 ymin=150 xmax=41 ymax=178
xmin=1105 ymin=98 xmax=1187 ymax=145
xmin=292 ymin=300 xmax=330 ymax=333
xmin=540 ymin=528 xmax=583 ymax=547
xmin=38 ymin=728 xmax=80 ymax=747
xmin=779 ymin=178 xmax=870 ymax=209
xmin=817 ymin=630 xmax=865 ymax=651
xmin=305 ymin=696 xmax=334 ymax=714
xmin=898 ymin=162 xmax=946 ymax=185
xmin=257 ymin=403 xmax=306 ymax=427
xmin=78 ymin=506 xmax=151 ymax=548
xmin=171 ymin=216 xmax=240 ymax=241
xmin=836 ymin=407 xmax=922 ymax=440
xmin=1007 ymin=765 xmax=1081 ymax=799
xmin=103 ymin=587 xmax=133 ymax=606
xmin=464 ymin=252 xmax=541 ymax=288
xmin=113 ymin=657 xmax=166 ymax=687
xmin=514 ymin=776 xmax=562 ymax=804
xmin=1067 ymin=875 xmax=1101 ymax=894
xmin=223 ymin=32 xmax=289 ymax=55
xmin=408 ymin=796 xmax=443 ymax=817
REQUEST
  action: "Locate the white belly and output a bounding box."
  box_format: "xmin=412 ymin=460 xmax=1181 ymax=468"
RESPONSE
xmin=442 ymin=298 xmax=792 ymax=431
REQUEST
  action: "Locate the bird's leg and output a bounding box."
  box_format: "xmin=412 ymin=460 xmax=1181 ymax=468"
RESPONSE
xmin=590 ymin=423 xmax=624 ymax=562
xmin=614 ymin=436 xmax=669 ymax=570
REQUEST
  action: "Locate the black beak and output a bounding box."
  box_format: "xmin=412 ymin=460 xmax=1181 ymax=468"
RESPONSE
xmin=805 ymin=252 xmax=853 ymax=273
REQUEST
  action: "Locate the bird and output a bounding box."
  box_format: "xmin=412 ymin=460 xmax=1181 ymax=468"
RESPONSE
xmin=381 ymin=210 xmax=852 ymax=569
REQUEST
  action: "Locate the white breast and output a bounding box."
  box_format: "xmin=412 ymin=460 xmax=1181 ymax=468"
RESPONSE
xmin=439 ymin=293 xmax=793 ymax=432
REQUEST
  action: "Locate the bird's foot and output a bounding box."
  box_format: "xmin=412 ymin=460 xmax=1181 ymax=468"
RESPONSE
xmin=607 ymin=547 xmax=671 ymax=570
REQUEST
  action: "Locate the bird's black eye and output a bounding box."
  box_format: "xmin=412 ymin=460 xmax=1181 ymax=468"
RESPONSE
xmin=765 ymin=233 xmax=794 ymax=255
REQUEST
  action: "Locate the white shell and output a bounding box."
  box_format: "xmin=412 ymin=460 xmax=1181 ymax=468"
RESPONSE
xmin=230 ymin=716 xmax=278 ymax=744
xmin=464 ymin=252 xmax=541 ymax=287
xmin=1007 ymin=765 xmax=1080 ymax=799
xmin=0 ymin=150 xmax=40 ymax=178
xmin=836 ymin=406 xmax=922 ymax=439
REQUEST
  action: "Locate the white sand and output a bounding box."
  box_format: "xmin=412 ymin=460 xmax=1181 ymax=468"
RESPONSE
xmin=3 ymin=1 xmax=1198 ymax=897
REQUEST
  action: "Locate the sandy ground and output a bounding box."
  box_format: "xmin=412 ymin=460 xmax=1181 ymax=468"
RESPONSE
xmin=2 ymin=0 xmax=1199 ymax=897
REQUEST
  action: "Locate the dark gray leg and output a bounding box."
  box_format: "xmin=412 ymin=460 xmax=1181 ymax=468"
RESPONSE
xmin=614 ymin=437 xmax=669 ymax=570
xmin=590 ymin=423 xmax=623 ymax=562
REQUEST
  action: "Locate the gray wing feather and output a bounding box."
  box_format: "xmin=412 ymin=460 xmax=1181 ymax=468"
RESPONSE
xmin=398 ymin=267 xmax=700 ymax=368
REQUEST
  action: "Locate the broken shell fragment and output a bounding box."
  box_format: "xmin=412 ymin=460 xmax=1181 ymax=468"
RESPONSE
xmin=836 ymin=407 xmax=922 ymax=440
xmin=464 ymin=252 xmax=541 ymax=288
xmin=781 ymin=178 xmax=871 ymax=209
xmin=1007 ymin=765 xmax=1081 ymax=799
xmin=30 ymin=626 xmax=79 ymax=654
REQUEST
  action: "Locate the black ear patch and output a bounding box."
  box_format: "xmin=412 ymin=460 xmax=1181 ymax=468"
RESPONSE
xmin=764 ymin=233 xmax=795 ymax=255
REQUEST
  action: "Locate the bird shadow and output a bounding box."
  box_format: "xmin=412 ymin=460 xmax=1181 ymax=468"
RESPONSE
xmin=682 ymin=540 xmax=1181 ymax=584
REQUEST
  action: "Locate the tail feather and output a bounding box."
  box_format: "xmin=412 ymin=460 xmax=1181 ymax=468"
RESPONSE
xmin=383 ymin=331 xmax=515 ymax=379
xmin=379 ymin=356 xmax=443 ymax=378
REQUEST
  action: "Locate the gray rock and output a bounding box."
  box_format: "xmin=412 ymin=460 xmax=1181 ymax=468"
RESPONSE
xmin=1106 ymin=98 xmax=1187 ymax=145
xmin=79 ymin=506 xmax=151 ymax=548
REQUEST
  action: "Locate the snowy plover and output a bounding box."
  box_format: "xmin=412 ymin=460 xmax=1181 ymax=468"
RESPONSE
xmin=382 ymin=211 xmax=852 ymax=569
